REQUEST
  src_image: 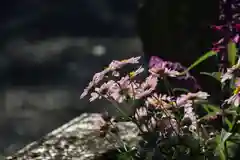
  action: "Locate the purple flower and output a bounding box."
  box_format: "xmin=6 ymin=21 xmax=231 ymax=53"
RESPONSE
xmin=148 ymin=56 xmax=201 ymax=91
xmin=148 ymin=56 xmax=164 ymax=68
xmin=148 ymin=56 xmax=180 ymax=78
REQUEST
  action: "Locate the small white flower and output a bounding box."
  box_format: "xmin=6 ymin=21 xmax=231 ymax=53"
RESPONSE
xmin=108 ymin=56 xmax=141 ymax=70
xmin=176 ymin=91 xmax=208 ymax=131
xmin=221 ymin=68 xmax=235 ymax=83
xmin=89 ymin=92 xmax=100 ymax=102
xmin=129 ymin=66 xmax=144 ymax=78
xmin=225 ymin=78 xmax=240 ymax=107
xmin=192 ymin=91 xmax=209 ymax=100
xmin=146 ymin=93 xmax=172 ymax=109
xmin=157 ymin=117 xmax=179 ymax=135
xmin=176 ymin=91 xmax=209 ymax=107
xmin=233 ymin=34 xmax=239 ymax=43
xmin=112 ymin=71 xmax=120 ymax=77
xmin=225 ymin=94 xmax=240 ymax=106
xmin=183 ymin=105 xmax=197 ymax=130
xmin=134 ymin=107 xmax=148 ymax=121
xmin=221 ymin=57 xmax=240 ymax=83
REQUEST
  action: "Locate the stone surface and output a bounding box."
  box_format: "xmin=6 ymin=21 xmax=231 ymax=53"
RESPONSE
xmin=0 ymin=37 xmax=142 ymax=156
xmin=0 ymin=0 xmax=141 ymax=156
xmin=6 ymin=113 xmax=140 ymax=160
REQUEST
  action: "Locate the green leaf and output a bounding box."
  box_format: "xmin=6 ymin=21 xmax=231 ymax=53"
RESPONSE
xmin=117 ymin=152 xmax=132 ymax=160
xmin=229 ymin=133 xmax=240 ymax=144
xmin=199 ymin=104 xmax=221 ymax=121
xmin=226 ymin=141 xmax=238 ymax=158
xmin=220 ymin=129 xmax=232 ymax=144
xmin=180 ymin=51 xmax=217 ymax=75
xmin=218 ymin=129 xmax=233 ymax=159
xmin=215 ymin=130 xmax=232 ymax=160
xmin=224 ymin=118 xmax=233 ymax=130
xmin=203 ymin=105 xmax=210 ymax=113
xmin=202 ymin=104 xmax=220 ymax=113
xmin=227 ymin=40 xmax=237 ymax=66
xmin=200 ymin=72 xmax=221 ymax=81
xmin=199 ymin=111 xmax=218 ymax=121
xmin=145 ymin=151 xmax=154 ymax=160
xmin=172 ymin=88 xmax=190 ymax=93
xmin=218 ymin=148 xmax=226 ymax=160
xmin=215 ymin=135 xmax=226 ymax=160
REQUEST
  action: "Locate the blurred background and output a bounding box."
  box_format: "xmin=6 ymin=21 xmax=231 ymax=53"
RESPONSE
xmin=0 ymin=0 xmax=142 ymax=156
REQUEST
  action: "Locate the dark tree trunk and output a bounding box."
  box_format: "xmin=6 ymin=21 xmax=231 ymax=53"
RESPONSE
xmin=137 ymin=0 xmax=221 ymax=103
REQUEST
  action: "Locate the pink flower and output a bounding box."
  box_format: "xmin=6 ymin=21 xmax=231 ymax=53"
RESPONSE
xmin=213 ymin=38 xmax=224 ymax=46
xmin=80 ymin=69 xmax=109 ymax=99
xmin=233 ymin=34 xmax=239 ymax=43
xmin=108 ymin=56 xmax=141 ymax=71
xmin=141 ymin=75 xmax=158 ymax=89
xmin=176 ymin=91 xmax=209 ymax=107
xmin=234 ymin=24 xmax=240 ymax=30
xmin=134 ymin=75 xmax=158 ymax=99
xmin=107 ymin=76 xmax=132 ymax=103
xmin=104 ymin=72 xmax=158 ymax=102
xmin=89 ymin=80 xmax=115 ymax=102
xmin=211 ymin=25 xmax=225 ymax=31
xmin=175 ymin=91 xmax=209 ymax=130
xmin=235 ymin=78 xmax=240 ymax=87
xmin=211 ymin=38 xmax=225 ymax=52
xmin=80 ymin=56 xmax=142 ymax=99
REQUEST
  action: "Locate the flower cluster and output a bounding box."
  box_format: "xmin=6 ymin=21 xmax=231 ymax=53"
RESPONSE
xmin=81 ymin=65 xmax=157 ymax=103
xmin=80 ymin=56 xmax=141 ymax=99
xmin=79 ymin=1 xmax=240 ymax=158
xmin=80 ymin=56 xmax=210 ymax=138
xmin=80 ymin=50 xmax=240 ymax=159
